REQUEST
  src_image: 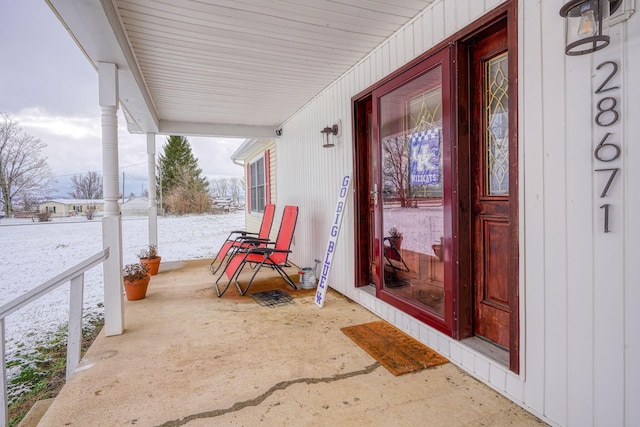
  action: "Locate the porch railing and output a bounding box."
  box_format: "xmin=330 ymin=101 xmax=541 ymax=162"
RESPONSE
xmin=0 ymin=248 xmax=110 ymax=426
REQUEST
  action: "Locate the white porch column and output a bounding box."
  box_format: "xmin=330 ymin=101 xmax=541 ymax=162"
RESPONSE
xmin=147 ymin=133 xmax=158 ymax=248
xmin=99 ymin=62 xmax=124 ymax=336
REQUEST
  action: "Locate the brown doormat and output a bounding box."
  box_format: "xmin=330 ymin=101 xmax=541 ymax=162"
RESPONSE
xmin=341 ymin=320 xmax=448 ymax=376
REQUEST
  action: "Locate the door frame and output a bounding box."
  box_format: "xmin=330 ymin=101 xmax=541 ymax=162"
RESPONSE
xmin=352 ymin=0 xmax=519 ymax=373
xmin=353 ymin=95 xmax=374 ymax=288
xmin=455 ymin=5 xmax=519 ymax=373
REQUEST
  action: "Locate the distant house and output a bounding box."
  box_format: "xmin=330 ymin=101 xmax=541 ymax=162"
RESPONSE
xmin=121 ymin=196 xmax=149 ymax=217
xmin=39 ymin=199 xmax=104 ymax=218
xmin=211 ymin=197 xmax=244 ymax=214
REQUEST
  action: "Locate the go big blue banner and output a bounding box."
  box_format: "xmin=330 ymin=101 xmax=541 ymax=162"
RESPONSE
xmin=315 ymin=175 xmax=351 ymax=308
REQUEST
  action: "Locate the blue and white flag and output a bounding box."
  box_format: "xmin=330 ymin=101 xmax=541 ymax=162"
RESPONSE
xmin=409 ymin=129 xmax=440 ymax=186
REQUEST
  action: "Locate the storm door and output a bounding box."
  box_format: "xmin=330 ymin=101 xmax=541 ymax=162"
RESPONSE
xmin=370 ymin=47 xmax=453 ymax=333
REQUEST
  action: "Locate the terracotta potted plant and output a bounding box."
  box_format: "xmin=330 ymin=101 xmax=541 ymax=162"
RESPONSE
xmin=137 ymin=244 xmax=161 ymax=275
xmin=388 ymin=226 xmax=403 ymax=249
xmin=123 ymin=262 xmax=151 ymax=301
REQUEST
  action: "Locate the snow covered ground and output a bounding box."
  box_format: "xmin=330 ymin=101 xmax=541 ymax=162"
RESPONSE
xmin=0 ymin=212 xmax=245 ymax=376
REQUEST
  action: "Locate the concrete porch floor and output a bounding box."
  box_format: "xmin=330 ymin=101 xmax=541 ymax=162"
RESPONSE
xmin=36 ymin=259 xmax=545 ymax=426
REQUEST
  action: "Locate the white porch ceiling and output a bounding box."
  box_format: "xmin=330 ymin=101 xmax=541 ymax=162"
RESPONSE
xmin=47 ymin=0 xmax=434 ymax=138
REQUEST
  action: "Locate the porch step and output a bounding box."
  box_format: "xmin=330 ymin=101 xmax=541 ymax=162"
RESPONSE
xmin=17 ymin=398 xmax=55 ymax=427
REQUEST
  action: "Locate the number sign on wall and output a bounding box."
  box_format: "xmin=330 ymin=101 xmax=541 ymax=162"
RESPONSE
xmin=594 ymin=61 xmax=621 ymax=233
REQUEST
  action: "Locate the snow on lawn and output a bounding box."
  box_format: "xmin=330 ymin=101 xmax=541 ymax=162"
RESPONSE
xmin=0 ymin=212 xmax=244 ymax=378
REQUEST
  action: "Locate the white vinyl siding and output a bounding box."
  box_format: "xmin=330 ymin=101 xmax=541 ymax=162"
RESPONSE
xmin=275 ymin=1 xmax=640 ymax=426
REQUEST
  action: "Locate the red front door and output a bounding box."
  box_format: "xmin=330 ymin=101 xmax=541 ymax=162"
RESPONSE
xmin=469 ymin=21 xmax=518 ymax=352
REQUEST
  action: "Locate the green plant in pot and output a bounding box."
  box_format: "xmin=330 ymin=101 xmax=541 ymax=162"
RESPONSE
xmin=123 ymin=262 xmax=150 ymax=301
xmin=137 ymin=244 xmax=161 ymax=275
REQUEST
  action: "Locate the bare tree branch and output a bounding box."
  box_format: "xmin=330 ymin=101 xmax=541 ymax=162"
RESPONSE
xmin=382 ymin=136 xmax=410 ymax=207
xmin=0 ymin=113 xmax=56 ymax=217
xmin=69 ymin=171 xmax=103 ymax=199
xmin=209 ymin=177 xmax=230 ymax=198
xmin=228 ymin=177 xmax=245 ymax=203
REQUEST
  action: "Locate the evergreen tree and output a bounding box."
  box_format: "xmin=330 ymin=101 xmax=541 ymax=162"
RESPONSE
xmin=157 ymin=136 xmax=210 ymax=213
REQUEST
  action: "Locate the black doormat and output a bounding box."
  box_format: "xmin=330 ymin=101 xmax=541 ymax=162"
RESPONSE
xmin=249 ymin=289 xmax=295 ymax=307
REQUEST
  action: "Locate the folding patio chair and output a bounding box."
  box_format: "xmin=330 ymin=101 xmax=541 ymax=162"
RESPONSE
xmin=214 ymin=205 xmax=298 ymax=297
xmin=383 ymin=236 xmax=410 ymax=273
xmin=209 ymin=203 xmax=276 ymax=274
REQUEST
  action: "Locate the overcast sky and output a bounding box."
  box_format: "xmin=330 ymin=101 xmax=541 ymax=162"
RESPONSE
xmin=1 ymin=2 xmax=244 ymax=198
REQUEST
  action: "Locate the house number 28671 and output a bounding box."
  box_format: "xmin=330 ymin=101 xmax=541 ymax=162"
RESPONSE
xmin=593 ymin=61 xmax=621 ymax=233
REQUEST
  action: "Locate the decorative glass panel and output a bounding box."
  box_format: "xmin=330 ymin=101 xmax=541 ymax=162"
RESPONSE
xmin=485 ymin=52 xmax=509 ymax=196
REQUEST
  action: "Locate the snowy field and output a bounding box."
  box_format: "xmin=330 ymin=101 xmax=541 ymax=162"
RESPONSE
xmin=0 ymin=212 xmax=244 ymax=374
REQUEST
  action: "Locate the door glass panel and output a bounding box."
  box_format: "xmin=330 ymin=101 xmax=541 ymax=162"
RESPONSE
xmin=486 ymin=52 xmax=509 ymax=196
xmin=379 ymin=65 xmax=445 ymax=319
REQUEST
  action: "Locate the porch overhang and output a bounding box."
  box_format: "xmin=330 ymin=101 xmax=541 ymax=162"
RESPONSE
xmin=46 ymin=0 xmax=435 ymax=139
xmin=158 ymin=120 xmax=277 ymax=139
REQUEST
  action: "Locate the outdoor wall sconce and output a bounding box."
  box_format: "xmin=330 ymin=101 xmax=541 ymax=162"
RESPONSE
xmin=321 ymin=123 xmax=339 ymax=148
xmin=559 ymin=0 xmax=622 ymax=56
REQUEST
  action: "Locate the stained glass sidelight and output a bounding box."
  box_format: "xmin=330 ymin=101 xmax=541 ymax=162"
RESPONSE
xmin=485 ymin=52 xmax=509 ymax=196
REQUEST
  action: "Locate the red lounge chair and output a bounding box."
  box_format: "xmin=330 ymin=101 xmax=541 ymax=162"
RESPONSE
xmin=209 ymin=203 xmax=276 ymax=275
xmin=215 ymin=205 xmax=298 ymax=297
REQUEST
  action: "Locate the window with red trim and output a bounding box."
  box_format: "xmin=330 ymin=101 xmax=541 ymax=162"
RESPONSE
xmin=248 ymin=151 xmax=270 ymax=213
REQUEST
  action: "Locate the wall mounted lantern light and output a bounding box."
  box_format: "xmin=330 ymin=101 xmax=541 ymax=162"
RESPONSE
xmin=559 ymin=0 xmax=622 ymax=56
xmin=321 ymin=123 xmax=339 ymax=148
